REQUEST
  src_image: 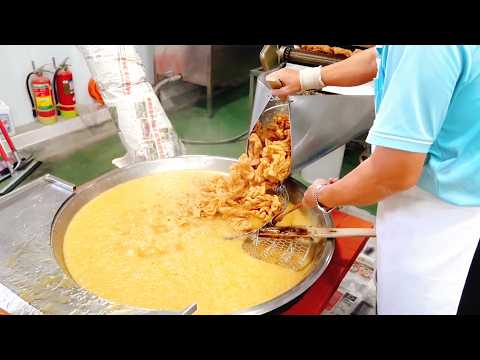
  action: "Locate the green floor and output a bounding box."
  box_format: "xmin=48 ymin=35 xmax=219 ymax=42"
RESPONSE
xmin=27 ymin=84 xmax=377 ymax=215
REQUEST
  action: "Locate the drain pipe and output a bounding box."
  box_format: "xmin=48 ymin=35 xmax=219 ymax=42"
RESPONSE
xmin=153 ymin=71 xmax=249 ymax=145
xmin=153 ymin=72 xmax=183 ymax=95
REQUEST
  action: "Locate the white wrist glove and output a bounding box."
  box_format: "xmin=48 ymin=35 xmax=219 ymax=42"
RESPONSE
xmin=299 ymin=66 xmax=325 ymax=91
xmin=313 ymin=183 xmax=335 ymax=214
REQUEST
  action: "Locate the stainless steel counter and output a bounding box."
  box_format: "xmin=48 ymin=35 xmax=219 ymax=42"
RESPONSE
xmin=0 ymin=174 xmax=195 ymax=315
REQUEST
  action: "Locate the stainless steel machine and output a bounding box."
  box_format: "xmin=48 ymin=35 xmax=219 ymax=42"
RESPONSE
xmin=155 ymin=45 xmax=262 ymax=116
xmin=250 ymin=45 xmax=376 ymax=171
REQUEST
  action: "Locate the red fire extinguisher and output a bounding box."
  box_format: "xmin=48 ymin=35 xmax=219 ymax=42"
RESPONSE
xmin=53 ymin=57 xmax=77 ymax=119
xmin=26 ymin=64 xmax=57 ymax=125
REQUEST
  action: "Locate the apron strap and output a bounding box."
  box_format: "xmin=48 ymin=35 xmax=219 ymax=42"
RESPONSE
xmin=457 ymin=238 xmax=480 ymax=314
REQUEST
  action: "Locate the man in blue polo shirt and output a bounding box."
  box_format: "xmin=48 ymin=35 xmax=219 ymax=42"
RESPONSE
xmin=269 ymin=45 xmax=480 ymax=314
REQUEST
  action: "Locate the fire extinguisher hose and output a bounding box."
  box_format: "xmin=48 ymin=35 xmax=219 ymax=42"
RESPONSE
xmin=52 ymin=69 xmax=61 ymax=115
xmin=25 ymin=72 xmax=36 ymax=117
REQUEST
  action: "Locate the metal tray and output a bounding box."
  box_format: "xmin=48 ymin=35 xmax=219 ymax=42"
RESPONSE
xmin=0 ymin=173 xmax=195 ymax=315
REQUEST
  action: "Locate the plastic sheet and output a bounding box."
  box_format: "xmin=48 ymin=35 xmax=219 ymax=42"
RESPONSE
xmin=77 ymin=45 xmax=184 ymax=167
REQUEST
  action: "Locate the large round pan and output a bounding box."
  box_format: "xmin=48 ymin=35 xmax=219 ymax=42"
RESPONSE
xmin=50 ymin=155 xmax=335 ymax=314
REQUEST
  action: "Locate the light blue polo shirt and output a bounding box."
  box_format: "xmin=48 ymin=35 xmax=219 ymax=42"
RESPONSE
xmin=366 ymin=45 xmax=480 ymax=206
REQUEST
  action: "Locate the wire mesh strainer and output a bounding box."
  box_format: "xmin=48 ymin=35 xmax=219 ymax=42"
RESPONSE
xmin=242 ymin=224 xmax=376 ymax=271
xmin=241 ymin=226 xmax=324 ymax=271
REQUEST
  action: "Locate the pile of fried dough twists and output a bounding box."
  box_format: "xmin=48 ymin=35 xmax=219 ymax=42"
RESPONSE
xmin=300 ymin=45 xmax=359 ymax=58
xmin=180 ymin=113 xmax=292 ymax=232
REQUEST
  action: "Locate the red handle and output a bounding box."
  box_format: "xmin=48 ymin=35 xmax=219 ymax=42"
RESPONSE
xmin=0 ymin=120 xmax=15 ymax=152
xmin=0 ymin=141 xmax=9 ymax=162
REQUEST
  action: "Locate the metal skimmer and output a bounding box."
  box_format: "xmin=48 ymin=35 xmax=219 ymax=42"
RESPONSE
xmin=242 ymin=226 xmax=317 ymax=272
xmin=242 ymin=225 xmax=376 ymax=271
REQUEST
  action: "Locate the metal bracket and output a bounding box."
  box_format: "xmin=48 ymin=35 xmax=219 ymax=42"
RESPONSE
xmin=44 ymin=174 xmax=76 ymax=193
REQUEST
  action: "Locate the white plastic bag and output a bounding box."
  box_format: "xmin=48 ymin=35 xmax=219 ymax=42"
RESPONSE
xmin=77 ymin=45 xmax=184 ymax=167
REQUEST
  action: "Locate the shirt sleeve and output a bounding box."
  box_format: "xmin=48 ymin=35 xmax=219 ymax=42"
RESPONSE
xmin=366 ymin=46 xmax=463 ymax=153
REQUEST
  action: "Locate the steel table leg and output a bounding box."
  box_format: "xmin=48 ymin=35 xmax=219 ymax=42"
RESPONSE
xmin=249 ymin=67 xmax=264 ymax=115
xmin=207 ymin=84 xmax=213 ymax=118
xmin=249 ymin=71 xmax=255 ymax=113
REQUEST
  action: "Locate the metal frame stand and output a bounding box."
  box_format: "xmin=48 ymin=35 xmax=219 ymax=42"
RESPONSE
xmin=249 ymin=67 xmax=264 ymax=114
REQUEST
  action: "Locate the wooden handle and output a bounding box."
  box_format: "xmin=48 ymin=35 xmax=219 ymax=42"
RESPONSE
xmin=258 ymin=226 xmax=376 ymax=241
xmin=309 ymin=227 xmax=376 ymax=238
xmin=271 ymin=203 xmax=303 ymax=225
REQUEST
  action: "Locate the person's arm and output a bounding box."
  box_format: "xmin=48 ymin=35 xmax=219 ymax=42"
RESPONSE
xmin=269 ymin=47 xmax=377 ymax=99
xmin=321 ymin=47 xmax=377 ymax=87
xmin=303 ymin=147 xmax=426 ymax=208
xmin=303 ymin=45 xmax=463 ymax=209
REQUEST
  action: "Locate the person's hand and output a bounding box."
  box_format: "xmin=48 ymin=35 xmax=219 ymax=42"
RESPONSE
xmin=266 ymin=68 xmax=301 ymax=100
xmin=302 ymin=178 xmax=338 ymax=208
